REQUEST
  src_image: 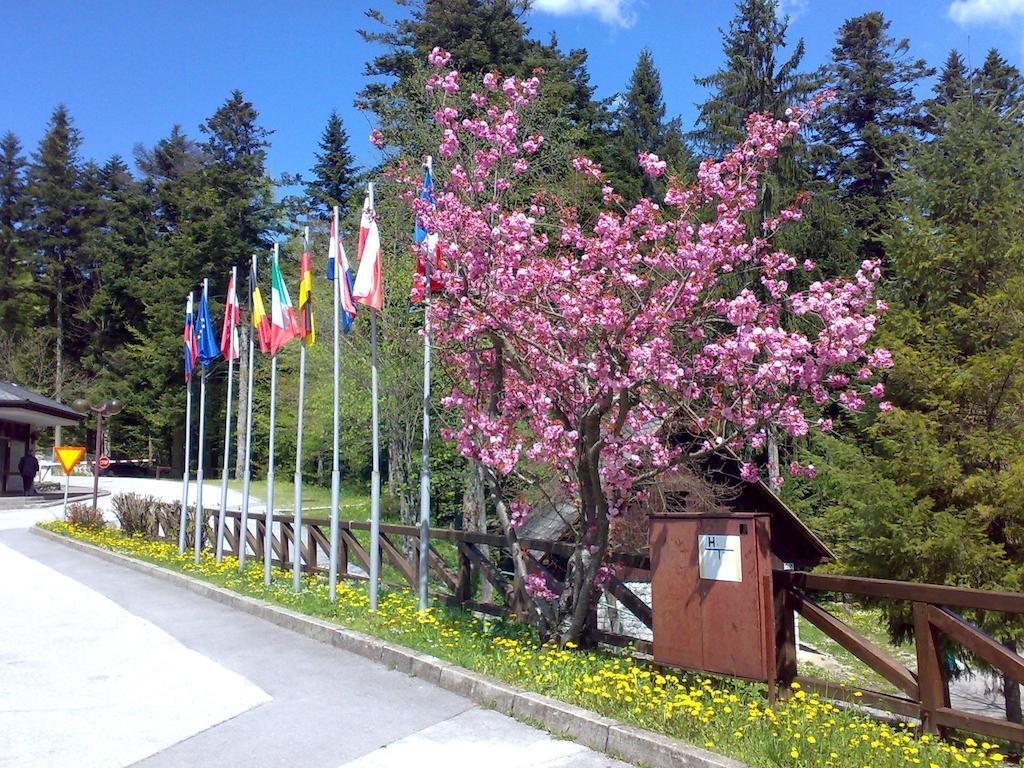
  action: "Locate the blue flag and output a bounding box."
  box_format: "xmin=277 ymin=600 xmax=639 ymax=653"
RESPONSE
xmin=196 ymin=285 xmax=221 ymax=368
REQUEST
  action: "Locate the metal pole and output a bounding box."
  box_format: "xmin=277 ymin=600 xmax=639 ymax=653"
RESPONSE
xmin=369 ymin=307 xmax=381 ymax=611
xmin=239 ymin=256 xmax=257 ymax=570
xmin=417 ymin=199 xmax=433 ymax=612
xmin=61 ymin=469 xmax=70 ymax=520
xmin=179 ymin=359 xmax=193 ymax=554
xmin=293 ymin=227 xmax=310 ymax=592
xmin=216 ymin=267 xmax=237 ymax=562
xmin=329 ymin=205 xmax=341 ymax=601
xmin=92 ymin=411 xmax=103 ymax=515
xmin=264 ymin=244 xmax=280 ymax=587
xmin=195 ymin=368 xmax=209 ymax=563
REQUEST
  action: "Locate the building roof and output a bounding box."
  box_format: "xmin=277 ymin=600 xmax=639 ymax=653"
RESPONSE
xmin=0 ymin=382 xmax=85 ymax=429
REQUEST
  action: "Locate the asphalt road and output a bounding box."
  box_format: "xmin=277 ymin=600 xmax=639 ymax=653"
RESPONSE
xmin=0 ymin=488 xmax=629 ymax=768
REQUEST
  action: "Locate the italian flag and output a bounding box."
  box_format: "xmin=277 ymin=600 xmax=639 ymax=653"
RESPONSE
xmin=269 ymin=254 xmax=299 ymax=356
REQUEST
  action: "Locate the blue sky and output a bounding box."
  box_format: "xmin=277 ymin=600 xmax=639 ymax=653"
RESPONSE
xmin=4 ymin=1 xmax=1023 ymax=183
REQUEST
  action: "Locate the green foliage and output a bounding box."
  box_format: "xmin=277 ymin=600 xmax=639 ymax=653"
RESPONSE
xmin=604 ymin=49 xmax=691 ymax=203
xmin=305 ymin=110 xmax=359 ymax=217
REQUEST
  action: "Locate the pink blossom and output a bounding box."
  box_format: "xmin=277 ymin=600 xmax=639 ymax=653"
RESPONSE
xmin=869 ymin=382 xmax=885 ymax=398
xmin=879 ymin=401 xmax=893 ymax=412
xmin=741 ymin=462 xmax=760 ymax=483
xmin=428 ymin=47 xmax=451 ymax=68
xmin=369 ymin=129 xmax=384 ymax=148
xmin=524 ymin=573 xmax=557 ymax=601
xmin=638 ymin=152 xmax=667 ymax=177
xmin=571 ymin=156 xmax=602 ymax=181
xmin=483 ymin=72 xmax=499 ymax=91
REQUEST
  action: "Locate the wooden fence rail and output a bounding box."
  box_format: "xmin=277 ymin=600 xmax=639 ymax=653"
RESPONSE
xmin=774 ymin=570 xmax=1024 ymax=744
xmin=155 ymin=507 xmax=1024 ymax=743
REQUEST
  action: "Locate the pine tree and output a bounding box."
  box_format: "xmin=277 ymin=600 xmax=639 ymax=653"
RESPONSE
xmin=606 ymin=49 xmax=690 ymax=202
xmin=0 ymin=132 xmax=32 ymax=335
xmin=692 ymin=0 xmax=812 ymax=159
xmin=817 ymin=12 xmax=932 ymax=261
xmin=305 ymin=110 xmax=358 ymax=217
xmin=26 ymin=105 xmax=94 ymax=415
xmin=934 ymin=49 xmax=969 ymax=107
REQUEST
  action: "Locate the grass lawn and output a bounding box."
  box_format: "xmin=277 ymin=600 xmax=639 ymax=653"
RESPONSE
xmin=797 ymin=601 xmax=918 ymax=694
xmin=227 ymin=478 xmax=370 ymax=517
xmin=41 ymin=520 xmax=1011 ymax=768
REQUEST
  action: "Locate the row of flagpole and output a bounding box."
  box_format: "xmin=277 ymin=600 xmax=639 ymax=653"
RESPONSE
xmin=176 ymin=173 xmax=429 ymax=611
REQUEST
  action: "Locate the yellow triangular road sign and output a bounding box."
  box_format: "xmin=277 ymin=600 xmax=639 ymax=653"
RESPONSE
xmin=55 ymin=446 xmax=87 ymax=474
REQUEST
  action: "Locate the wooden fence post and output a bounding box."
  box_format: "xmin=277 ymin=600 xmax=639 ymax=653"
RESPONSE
xmin=914 ymin=601 xmax=949 ymax=735
xmin=457 ymin=546 xmax=472 ymax=603
xmin=774 ymin=585 xmax=797 ymax=703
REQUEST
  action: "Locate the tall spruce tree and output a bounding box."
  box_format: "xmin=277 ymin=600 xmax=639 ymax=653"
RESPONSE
xmin=26 ymin=105 xmax=93 ymax=418
xmin=692 ymin=0 xmax=812 ymax=159
xmin=306 ymin=110 xmax=358 ymax=217
xmin=606 ymin=49 xmax=689 ymax=202
xmin=817 ymin=12 xmax=932 ymax=261
xmin=0 ymin=132 xmax=31 ymax=336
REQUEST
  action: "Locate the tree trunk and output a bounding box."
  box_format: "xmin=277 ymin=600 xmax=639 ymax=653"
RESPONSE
xmin=462 ymin=457 xmax=491 ymax=602
xmin=387 ymin=437 xmax=399 ymax=498
xmin=234 ymin=326 xmax=248 ymax=480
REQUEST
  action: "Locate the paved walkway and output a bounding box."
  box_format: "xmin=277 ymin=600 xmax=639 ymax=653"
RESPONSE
xmin=0 ymin=517 xmax=629 ymax=767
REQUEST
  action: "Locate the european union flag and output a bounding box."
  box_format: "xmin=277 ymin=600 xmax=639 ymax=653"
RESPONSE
xmin=196 ymin=286 xmax=221 ymax=368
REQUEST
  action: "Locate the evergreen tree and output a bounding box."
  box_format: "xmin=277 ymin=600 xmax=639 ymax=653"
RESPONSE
xmin=692 ymin=0 xmax=812 ymax=159
xmin=305 ymin=110 xmax=358 ymax=217
xmin=975 ymin=48 xmax=1024 ymax=116
xmin=0 ymin=132 xmax=32 ymax=335
xmin=26 ymin=105 xmax=94 ymax=412
xmin=817 ymin=12 xmax=932 ymax=261
xmin=933 ymin=49 xmax=969 ymax=107
xmin=606 ymin=49 xmax=690 ymax=202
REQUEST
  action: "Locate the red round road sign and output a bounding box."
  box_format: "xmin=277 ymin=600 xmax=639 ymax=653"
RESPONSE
xmin=98 ymin=456 xmax=111 ymax=470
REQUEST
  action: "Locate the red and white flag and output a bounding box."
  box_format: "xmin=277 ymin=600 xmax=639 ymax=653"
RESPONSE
xmin=353 ymin=190 xmax=384 ymax=311
xmin=220 ymin=269 xmax=241 ymax=361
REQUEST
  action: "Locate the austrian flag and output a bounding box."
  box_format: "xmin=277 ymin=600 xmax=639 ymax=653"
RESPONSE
xmin=352 ymin=189 xmax=383 ymax=311
xmin=220 ymin=269 xmax=240 ymax=361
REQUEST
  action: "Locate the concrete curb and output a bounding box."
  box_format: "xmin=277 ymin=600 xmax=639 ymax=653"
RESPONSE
xmin=31 ymin=526 xmax=747 ymax=768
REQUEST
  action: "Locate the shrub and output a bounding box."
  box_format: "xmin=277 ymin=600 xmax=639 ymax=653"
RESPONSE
xmin=112 ymin=493 xmax=158 ymax=536
xmin=66 ymin=502 xmax=105 ymax=529
xmin=157 ymin=501 xmax=195 ymax=545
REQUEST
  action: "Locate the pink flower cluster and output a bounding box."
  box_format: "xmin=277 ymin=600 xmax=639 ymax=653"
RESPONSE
xmin=411 ymin=56 xmax=889 ymax=522
xmin=524 ymin=572 xmax=558 ymax=601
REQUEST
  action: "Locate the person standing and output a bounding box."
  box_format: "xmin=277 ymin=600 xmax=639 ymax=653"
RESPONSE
xmin=18 ymin=445 xmax=39 ymax=497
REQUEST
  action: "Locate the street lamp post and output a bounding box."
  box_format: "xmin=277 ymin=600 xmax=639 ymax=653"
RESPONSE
xmin=71 ymin=398 xmax=123 ymax=515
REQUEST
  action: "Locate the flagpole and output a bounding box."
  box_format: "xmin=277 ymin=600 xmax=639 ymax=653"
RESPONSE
xmin=239 ymin=256 xmax=257 ymax=570
xmin=194 ymin=278 xmax=212 ymax=565
xmin=329 ymin=205 xmax=342 ymax=601
xmin=216 ymin=265 xmax=237 ymax=562
xmin=293 ymin=227 xmax=310 ymax=593
xmin=179 ymin=294 xmax=194 ymax=555
xmin=368 ymin=183 xmax=382 ymax=612
xmin=264 ymin=244 xmax=280 ymax=587
xmin=418 ymin=156 xmax=434 ymax=612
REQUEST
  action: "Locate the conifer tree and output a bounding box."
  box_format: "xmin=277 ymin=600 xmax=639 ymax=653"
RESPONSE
xmin=606 ymin=49 xmax=689 ymax=202
xmin=26 ymin=105 xmax=93 ymax=416
xmin=305 ymin=110 xmax=358 ymax=217
xmin=975 ymin=48 xmax=1024 ymax=115
xmin=692 ymin=0 xmax=812 ymax=159
xmin=0 ymin=132 xmax=31 ymax=335
xmin=817 ymin=12 xmax=932 ymax=261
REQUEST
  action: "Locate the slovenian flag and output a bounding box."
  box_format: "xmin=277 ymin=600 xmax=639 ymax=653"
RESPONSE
xmin=250 ymin=258 xmax=272 ymax=354
xmin=196 ymin=283 xmax=221 ymax=368
xmin=298 ymin=236 xmax=315 ymax=347
xmin=183 ymin=293 xmax=198 ymax=382
xmin=220 ymin=269 xmax=240 ymax=361
xmin=410 ymin=156 xmax=443 ymax=306
xmin=327 ymin=216 xmax=357 ymax=333
xmin=269 ymin=252 xmax=300 ymax=356
xmin=353 ymin=188 xmax=383 ymax=311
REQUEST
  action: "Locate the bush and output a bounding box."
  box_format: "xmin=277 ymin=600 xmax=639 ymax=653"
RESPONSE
xmin=157 ymin=501 xmax=195 ymax=546
xmin=66 ymin=502 xmax=105 ymax=529
xmin=112 ymin=493 xmax=158 ymax=536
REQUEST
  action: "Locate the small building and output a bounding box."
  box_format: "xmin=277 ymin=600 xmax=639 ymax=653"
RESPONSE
xmin=0 ymin=382 xmax=84 ymax=493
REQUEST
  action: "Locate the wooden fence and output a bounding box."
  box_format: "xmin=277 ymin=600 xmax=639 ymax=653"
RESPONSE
xmin=163 ymin=507 xmax=1024 ymax=744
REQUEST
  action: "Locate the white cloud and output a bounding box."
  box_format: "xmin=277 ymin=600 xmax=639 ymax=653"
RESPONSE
xmin=531 ymin=0 xmax=638 ymax=28
xmin=949 ymin=0 xmax=1024 ymax=25
xmin=778 ymin=0 xmax=808 ymax=22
